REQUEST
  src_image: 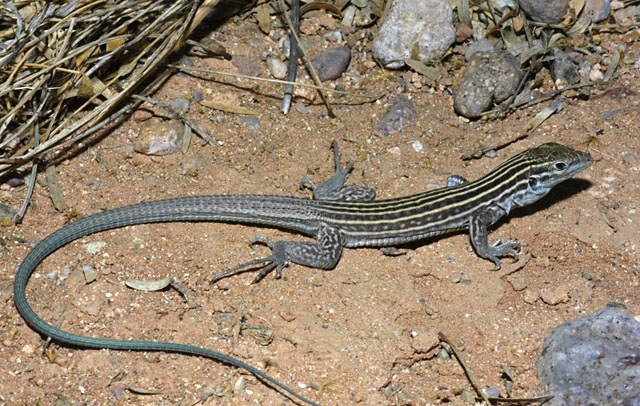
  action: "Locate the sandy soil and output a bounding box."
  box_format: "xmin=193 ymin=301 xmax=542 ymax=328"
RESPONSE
xmin=1 ymin=11 xmax=639 ymax=406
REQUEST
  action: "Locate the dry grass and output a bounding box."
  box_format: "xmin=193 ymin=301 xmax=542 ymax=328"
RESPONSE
xmin=0 ymin=0 xmax=218 ymax=179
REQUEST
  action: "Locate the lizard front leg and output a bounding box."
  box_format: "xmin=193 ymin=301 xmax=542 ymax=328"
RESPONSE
xmin=469 ymin=204 xmax=521 ymax=270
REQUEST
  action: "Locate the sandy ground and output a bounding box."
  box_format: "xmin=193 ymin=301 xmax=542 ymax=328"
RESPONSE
xmin=1 ymin=11 xmax=639 ymax=406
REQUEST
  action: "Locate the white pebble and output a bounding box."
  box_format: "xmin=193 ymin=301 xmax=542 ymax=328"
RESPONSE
xmin=267 ymin=57 xmax=288 ymax=79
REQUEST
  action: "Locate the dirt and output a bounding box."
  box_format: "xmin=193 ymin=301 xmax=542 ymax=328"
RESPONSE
xmin=2 ymin=12 xmax=639 ymax=406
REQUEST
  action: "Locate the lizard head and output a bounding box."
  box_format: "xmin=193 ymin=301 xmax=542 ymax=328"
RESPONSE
xmin=512 ymin=143 xmax=592 ymax=207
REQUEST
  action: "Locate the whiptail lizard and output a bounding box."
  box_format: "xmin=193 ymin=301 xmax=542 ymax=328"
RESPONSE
xmin=14 ymin=141 xmax=592 ymax=405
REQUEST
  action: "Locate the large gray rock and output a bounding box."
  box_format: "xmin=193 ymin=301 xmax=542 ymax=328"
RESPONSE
xmin=584 ymin=0 xmax=611 ymax=23
xmin=536 ymin=306 xmax=640 ymax=406
xmin=372 ymin=0 xmax=455 ymax=69
xmin=519 ymin=0 xmax=568 ymax=24
xmin=453 ymin=51 xmax=521 ymax=118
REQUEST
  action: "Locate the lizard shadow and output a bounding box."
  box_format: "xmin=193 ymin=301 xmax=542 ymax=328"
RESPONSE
xmin=507 ymin=177 xmax=592 ymax=221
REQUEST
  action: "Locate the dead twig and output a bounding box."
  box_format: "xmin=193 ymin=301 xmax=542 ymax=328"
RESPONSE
xmin=438 ymin=331 xmax=491 ymax=404
xmin=277 ymin=0 xmax=335 ymax=117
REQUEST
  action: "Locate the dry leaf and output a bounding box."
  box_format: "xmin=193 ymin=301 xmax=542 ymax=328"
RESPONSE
xmin=200 ymin=100 xmax=259 ymax=115
xmin=77 ymin=75 xmax=95 ymax=98
xmin=257 ymin=4 xmax=271 ymax=34
xmin=125 ymin=275 xmax=173 ymax=292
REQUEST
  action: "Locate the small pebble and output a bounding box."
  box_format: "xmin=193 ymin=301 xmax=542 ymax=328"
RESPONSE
xmin=376 ymin=94 xmax=417 ymax=136
xmin=171 ymin=97 xmax=190 ymax=114
xmin=176 ymin=55 xmax=193 ymax=78
xmin=182 ymin=155 xmax=203 ymax=169
xmin=295 ymin=102 xmax=309 ymax=114
xmin=387 ymin=146 xmax=402 ymax=155
xmin=135 ymin=118 xmax=185 ymax=156
xmin=482 ymin=387 xmax=501 ymax=398
xmin=178 ymin=54 xmax=193 ymax=67
xmin=280 ymin=311 xmax=297 ymax=322
xmin=589 ymin=66 xmax=604 ymax=82
xmin=132 ymin=109 xmax=153 ymax=122
xmin=121 ymin=145 xmax=135 ymax=156
xmin=21 ymin=344 xmax=35 ymax=355
xmin=325 ymin=30 xmax=342 ymax=42
xmin=539 ymin=285 xmax=570 ymax=305
xmin=82 ymin=264 xmax=97 ymax=284
xmin=60 ymin=267 xmax=72 ymax=278
xmin=311 ymin=46 xmax=351 ymax=81
xmin=437 ymin=347 xmax=451 ymax=361
xmin=519 ymin=0 xmax=568 ymax=24
xmin=6 ymin=177 xmax=25 ymax=187
xmin=82 ymin=241 xmax=106 ymax=254
xmin=233 ymin=377 xmax=246 ymax=395
xmin=191 ymin=91 xmax=204 ymax=102
xmin=411 ymin=140 xmax=423 ymax=153
xmin=279 ymin=37 xmax=291 ymax=60
xmin=232 ymin=56 xmax=261 ymax=76
xmin=243 ymin=116 xmax=260 ymax=131
xmin=341 ymin=5 xmax=356 ymax=27
xmin=266 ymin=57 xmax=288 ymax=79
xmin=0 ymin=202 xmax=17 ymax=225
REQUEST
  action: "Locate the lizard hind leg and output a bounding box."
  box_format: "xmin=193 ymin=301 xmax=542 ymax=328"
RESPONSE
xmin=211 ymin=223 xmax=344 ymax=283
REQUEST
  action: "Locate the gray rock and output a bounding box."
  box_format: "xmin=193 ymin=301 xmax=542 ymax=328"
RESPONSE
xmin=191 ymin=91 xmax=204 ymax=103
xmin=4 ymin=177 xmax=24 ymax=187
xmin=243 ymin=116 xmax=260 ymax=131
xmin=171 ymin=97 xmax=190 ymax=114
xmin=376 ymin=94 xmax=417 ymax=136
xmin=453 ymin=51 xmax=521 ymax=118
xmin=232 ymin=56 xmax=260 ymax=77
xmin=0 ymin=202 xmax=17 ymax=225
xmin=519 ymin=0 xmax=568 ymax=24
xmin=311 ymin=46 xmax=351 ymax=81
xmin=465 ymin=38 xmax=495 ymax=61
xmin=584 ymin=0 xmax=611 ymax=23
xmin=551 ymin=48 xmax=590 ymax=86
xmin=295 ymin=102 xmax=309 ymax=114
xmin=536 ymin=306 xmax=640 ymax=406
xmin=266 ymin=57 xmax=287 ymax=80
xmin=372 ymin=0 xmax=455 ymax=69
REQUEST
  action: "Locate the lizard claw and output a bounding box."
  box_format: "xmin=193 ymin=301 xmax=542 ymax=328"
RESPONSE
xmin=211 ymin=237 xmax=291 ymax=284
xmin=487 ymin=239 xmax=521 ymax=270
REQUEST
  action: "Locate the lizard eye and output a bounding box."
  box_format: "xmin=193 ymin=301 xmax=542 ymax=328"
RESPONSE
xmin=528 ymin=177 xmax=538 ymax=187
xmin=554 ymin=161 xmax=568 ymax=171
